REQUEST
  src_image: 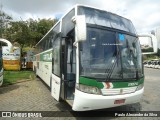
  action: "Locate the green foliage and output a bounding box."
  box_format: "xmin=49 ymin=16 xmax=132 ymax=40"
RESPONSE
xmin=143 ymin=48 xmax=160 ymax=61
xmin=22 ymin=47 xmax=34 ymax=53
xmin=141 ymin=47 xmax=154 ymax=52
xmin=0 ymin=7 xmax=12 ymax=37
xmin=157 ymin=48 xmax=160 ymax=57
xmin=2 ymin=18 xmax=58 ymax=49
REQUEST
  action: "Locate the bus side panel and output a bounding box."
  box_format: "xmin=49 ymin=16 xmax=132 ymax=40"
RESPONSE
xmin=36 ymin=61 xmax=51 ymax=87
xmin=42 ymin=61 xmax=52 ymax=87
xmin=51 ymin=73 xmax=61 ymax=101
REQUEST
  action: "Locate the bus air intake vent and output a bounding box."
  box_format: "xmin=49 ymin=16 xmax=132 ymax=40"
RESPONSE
xmin=101 ymin=86 xmax=137 ymax=95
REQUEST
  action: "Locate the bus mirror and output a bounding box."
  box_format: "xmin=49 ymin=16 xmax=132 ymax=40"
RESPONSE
xmin=72 ymin=15 xmax=86 ymax=43
xmin=138 ymin=34 xmax=158 ymax=54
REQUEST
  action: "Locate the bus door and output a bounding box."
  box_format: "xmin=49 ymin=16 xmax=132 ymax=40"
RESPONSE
xmin=51 ymin=34 xmax=61 ymax=101
xmin=61 ymin=32 xmax=76 ymax=101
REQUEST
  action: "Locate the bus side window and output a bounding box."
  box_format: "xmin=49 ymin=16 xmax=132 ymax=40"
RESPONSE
xmin=52 ymin=37 xmax=61 ymax=76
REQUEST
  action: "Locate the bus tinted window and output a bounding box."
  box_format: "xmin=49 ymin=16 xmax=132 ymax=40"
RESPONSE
xmin=52 ymin=37 xmax=60 ymax=76
xmin=35 ymin=22 xmax=60 ymax=53
xmin=78 ymin=6 xmax=136 ymax=34
xmin=62 ymin=9 xmax=75 ymax=36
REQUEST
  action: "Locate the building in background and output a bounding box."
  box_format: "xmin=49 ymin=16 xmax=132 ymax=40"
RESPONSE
xmin=151 ymin=27 xmax=160 ymax=49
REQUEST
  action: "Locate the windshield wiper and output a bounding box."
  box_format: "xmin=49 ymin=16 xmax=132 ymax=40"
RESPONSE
xmin=104 ymin=55 xmax=118 ymax=81
xmin=104 ymin=40 xmax=121 ymax=81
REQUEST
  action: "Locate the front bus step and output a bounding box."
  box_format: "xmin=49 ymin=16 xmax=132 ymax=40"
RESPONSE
xmin=66 ymin=100 xmax=74 ymax=107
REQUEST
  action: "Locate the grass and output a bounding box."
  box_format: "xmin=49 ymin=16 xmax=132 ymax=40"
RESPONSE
xmin=3 ymin=70 xmax=36 ymax=86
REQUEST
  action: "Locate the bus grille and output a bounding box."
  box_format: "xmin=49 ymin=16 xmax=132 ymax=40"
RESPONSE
xmin=101 ymin=86 xmax=137 ymax=95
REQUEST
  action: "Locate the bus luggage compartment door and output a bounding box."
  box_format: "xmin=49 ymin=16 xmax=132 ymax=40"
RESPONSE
xmin=51 ymin=74 xmax=61 ymax=101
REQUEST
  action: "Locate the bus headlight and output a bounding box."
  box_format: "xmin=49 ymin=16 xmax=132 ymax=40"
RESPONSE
xmin=76 ymin=84 xmax=101 ymax=95
xmin=136 ymin=83 xmax=144 ymax=91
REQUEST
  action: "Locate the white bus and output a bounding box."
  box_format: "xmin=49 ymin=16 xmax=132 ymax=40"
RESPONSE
xmin=33 ymin=5 xmax=146 ymax=111
xmin=0 ymin=38 xmax=14 ymax=86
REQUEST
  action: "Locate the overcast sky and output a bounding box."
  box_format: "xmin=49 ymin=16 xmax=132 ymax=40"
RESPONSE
xmin=0 ymin=0 xmax=160 ymax=33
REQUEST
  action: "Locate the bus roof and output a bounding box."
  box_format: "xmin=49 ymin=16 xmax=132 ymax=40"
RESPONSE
xmin=35 ymin=4 xmax=133 ymax=47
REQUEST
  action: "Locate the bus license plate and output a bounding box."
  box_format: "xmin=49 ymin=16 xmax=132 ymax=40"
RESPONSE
xmin=114 ymin=99 xmax=125 ymax=104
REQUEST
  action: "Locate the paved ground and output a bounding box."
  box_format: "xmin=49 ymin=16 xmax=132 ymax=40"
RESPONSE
xmin=141 ymin=68 xmax=160 ymax=111
xmin=0 ymin=68 xmax=160 ymax=120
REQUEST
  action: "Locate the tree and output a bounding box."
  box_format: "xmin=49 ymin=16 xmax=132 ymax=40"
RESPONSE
xmin=3 ymin=18 xmax=58 ymax=49
xmin=3 ymin=21 xmax=30 ymax=48
xmin=28 ymin=18 xmax=58 ymax=46
xmin=37 ymin=18 xmax=56 ymax=35
xmin=156 ymin=48 xmax=160 ymax=57
xmin=0 ymin=4 xmax=12 ymax=37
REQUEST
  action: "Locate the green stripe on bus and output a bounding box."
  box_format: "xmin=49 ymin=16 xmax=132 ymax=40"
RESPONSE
xmin=112 ymin=78 xmax=144 ymax=88
xmin=79 ymin=77 xmax=144 ymax=89
xmin=40 ymin=50 xmax=52 ymax=62
xmin=79 ymin=77 xmax=104 ymax=89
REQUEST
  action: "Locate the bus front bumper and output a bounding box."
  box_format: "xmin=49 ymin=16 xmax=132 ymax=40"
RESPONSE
xmin=72 ymin=87 xmax=144 ymax=111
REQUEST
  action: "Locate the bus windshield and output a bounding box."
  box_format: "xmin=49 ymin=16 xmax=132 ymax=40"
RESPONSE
xmin=80 ymin=26 xmax=143 ymax=81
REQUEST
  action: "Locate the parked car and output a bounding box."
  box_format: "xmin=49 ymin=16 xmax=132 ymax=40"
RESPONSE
xmin=146 ymin=61 xmax=152 ymax=68
xmin=154 ymin=61 xmax=160 ymax=69
xmin=150 ymin=61 xmax=156 ymax=68
xmin=143 ymin=61 xmax=148 ymax=67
